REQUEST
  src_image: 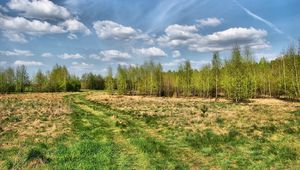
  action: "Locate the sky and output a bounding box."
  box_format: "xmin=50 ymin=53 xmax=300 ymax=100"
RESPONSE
xmin=0 ymin=0 xmax=299 ymax=76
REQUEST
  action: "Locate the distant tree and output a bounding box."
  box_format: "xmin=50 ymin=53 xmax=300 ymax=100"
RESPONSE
xmin=0 ymin=67 xmax=16 ymax=93
xmin=33 ymin=69 xmax=48 ymax=92
xmin=48 ymin=65 xmax=69 ymax=92
xmin=183 ymin=60 xmax=193 ymax=96
xmin=116 ymin=65 xmax=128 ymax=94
xmin=81 ymin=73 xmax=105 ymax=90
xmin=67 ymin=75 xmax=81 ymax=92
xmin=200 ymin=64 xmax=212 ymax=98
xmin=105 ymin=66 xmax=114 ymax=94
xmin=212 ymin=52 xmax=221 ymax=100
xmin=16 ymin=65 xmax=29 ymax=92
xmin=227 ymin=45 xmax=249 ymax=102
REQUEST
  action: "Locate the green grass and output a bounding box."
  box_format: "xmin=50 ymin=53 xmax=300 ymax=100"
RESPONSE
xmin=1 ymin=92 xmax=299 ymax=169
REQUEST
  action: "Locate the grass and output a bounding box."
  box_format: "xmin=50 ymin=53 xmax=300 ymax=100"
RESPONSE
xmin=0 ymin=91 xmax=299 ymax=169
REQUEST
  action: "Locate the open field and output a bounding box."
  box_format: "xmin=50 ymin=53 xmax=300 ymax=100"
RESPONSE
xmin=1 ymin=91 xmax=300 ymax=169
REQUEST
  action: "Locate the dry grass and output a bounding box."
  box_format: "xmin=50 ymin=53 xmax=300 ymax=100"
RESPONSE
xmin=0 ymin=93 xmax=71 ymax=148
xmin=86 ymin=93 xmax=299 ymax=135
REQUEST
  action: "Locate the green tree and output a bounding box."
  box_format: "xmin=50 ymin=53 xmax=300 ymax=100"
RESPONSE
xmin=105 ymin=66 xmax=114 ymax=94
xmin=0 ymin=67 xmax=16 ymax=93
xmin=212 ymin=52 xmax=221 ymax=100
xmin=227 ymin=45 xmax=249 ymax=102
xmin=48 ymin=65 xmax=69 ymax=92
xmin=81 ymin=73 xmax=105 ymax=90
xmin=67 ymin=75 xmax=81 ymax=92
xmin=116 ymin=65 xmax=127 ymax=94
xmin=16 ymin=65 xmax=29 ymax=92
xmin=33 ymin=69 xmax=47 ymax=92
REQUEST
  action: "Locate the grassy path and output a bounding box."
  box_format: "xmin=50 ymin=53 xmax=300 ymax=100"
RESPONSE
xmin=76 ymin=93 xmax=210 ymax=168
xmin=71 ymin=93 xmax=299 ymax=169
xmin=50 ymin=93 xmax=189 ymax=169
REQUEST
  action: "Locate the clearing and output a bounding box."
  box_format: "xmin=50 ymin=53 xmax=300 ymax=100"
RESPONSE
xmin=0 ymin=91 xmax=299 ymax=169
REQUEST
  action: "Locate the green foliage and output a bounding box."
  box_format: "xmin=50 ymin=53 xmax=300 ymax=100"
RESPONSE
xmin=48 ymin=65 xmax=69 ymax=92
xmin=226 ymin=45 xmax=250 ymax=102
xmin=1 ymin=42 xmax=300 ymax=100
xmin=33 ymin=69 xmax=47 ymax=92
xmin=67 ymin=75 xmax=81 ymax=92
xmin=116 ymin=65 xmax=128 ymax=94
xmin=15 ymin=65 xmax=30 ymax=93
xmin=212 ymin=51 xmax=221 ymax=98
xmin=105 ymin=66 xmax=114 ymax=93
xmin=81 ymin=72 xmax=104 ymax=90
xmin=0 ymin=67 xmax=16 ymax=93
xmin=0 ymin=64 xmax=81 ymax=93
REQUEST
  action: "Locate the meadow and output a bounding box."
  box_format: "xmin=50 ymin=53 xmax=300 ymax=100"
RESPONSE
xmin=0 ymin=91 xmax=299 ymax=169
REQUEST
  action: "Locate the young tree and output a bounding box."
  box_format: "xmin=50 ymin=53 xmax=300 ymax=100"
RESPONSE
xmin=200 ymin=64 xmax=212 ymax=98
xmin=212 ymin=52 xmax=221 ymax=100
xmin=227 ymin=45 xmax=249 ymax=102
xmin=116 ymin=65 xmax=127 ymax=94
xmin=0 ymin=67 xmax=16 ymax=93
xmin=183 ymin=60 xmax=193 ymax=96
xmin=105 ymin=66 xmax=114 ymax=94
xmin=33 ymin=69 xmax=47 ymax=92
xmin=81 ymin=73 xmax=105 ymax=90
xmin=16 ymin=65 xmax=29 ymax=92
xmin=48 ymin=65 xmax=69 ymax=92
xmin=244 ymin=46 xmax=257 ymax=98
xmin=67 ymin=75 xmax=81 ymax=92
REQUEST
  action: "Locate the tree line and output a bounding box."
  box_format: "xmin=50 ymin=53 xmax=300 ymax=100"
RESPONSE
xmin=1 ymin=43 xmax=300 ymax=102
xmin=110 ymin=43 xmax=300 ymax=102
xmin=0 ymin=64 xmax=81 ymax=93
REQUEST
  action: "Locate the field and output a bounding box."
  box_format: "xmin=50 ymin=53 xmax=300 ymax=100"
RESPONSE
xmin=0 ymin=91 xmax=299 ymax=169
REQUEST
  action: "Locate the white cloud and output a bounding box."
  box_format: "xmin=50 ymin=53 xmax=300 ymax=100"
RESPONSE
xmin=191 ymin=27 xmax=269 ymax=52
xmin=172 ymin=50 xmax=181 ymax=58
xmin=41 ymin=52 xmax=53 ymax=57
xmin=60 ymin=19 xmax=91 ymax=35
xmin=164 ymin=24 xmax=198 ymax=39
xmin=0 ymin=15 xmax=66 ymax=35
xmin=157 ymin=24 xmax=199 ymax=47
xmin=93 ymin=20 xmax=150 ymax=41
xmin=90 ymin=50 xmax=131 ymax=61
xmin=2 ymin=31 xmax=28 ymax=43
xmin=100 ymin=50 xmax=131 ymax=61
xmin=7 ymin=0 xmax=72 ymax=20
xmin=93 ymin=20 xmax=135 ymax=39
xmin=71 ymin=62 xmax=94 ymax=70
xmin=0 ymin=13 xmax=90 ymax=42
xmin=162 ymin=58 xmax=186 ymax=67
xmin=254 ymin=52 xmax=279 ymax=61
xmin=158 ymin=23 xmax=269 ymax=52
xmin=0 ymin=49 xmax=34 ymax=56
xmin=162 ymin=58 xmax=209 ymax=70
xmin=133 ymin=47 xmax=167 ymax=57
xmin=190 ymin=60 xmax=210 ymax=68
xmin=117 ymin=62 xmax=137 ymax=67
xmin=59 ymin=53 xmax=84 ymax=59
xmin=14 ymin=60 xmax=43 ymax=66
xmin=197 ymin=17 xmax=222 ymax=27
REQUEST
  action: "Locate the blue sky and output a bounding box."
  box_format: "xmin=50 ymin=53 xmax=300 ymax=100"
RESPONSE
xmin=0 ymin=0 xmax=299 ymax=76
